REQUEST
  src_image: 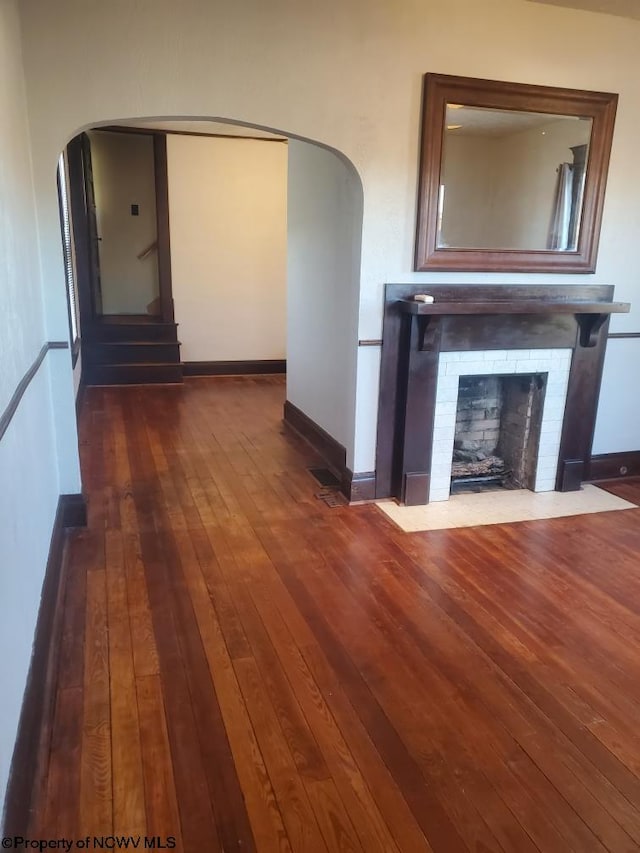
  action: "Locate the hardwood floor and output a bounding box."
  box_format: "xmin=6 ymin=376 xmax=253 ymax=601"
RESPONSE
xmin=32 ymin=375 xmax=640 ymax=852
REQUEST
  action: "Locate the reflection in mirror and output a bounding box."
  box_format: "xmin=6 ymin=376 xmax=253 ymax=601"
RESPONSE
xmin=438 ymin=106 xmax=593 ymax=252
xmin=414 ymin=74 xmax=618 ymax=272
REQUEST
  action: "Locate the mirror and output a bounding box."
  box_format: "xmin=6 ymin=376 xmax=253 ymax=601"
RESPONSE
xmin=415 ymin=74 xmax=618 ymax=272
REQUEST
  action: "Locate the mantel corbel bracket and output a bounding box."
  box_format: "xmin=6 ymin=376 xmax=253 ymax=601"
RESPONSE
xmin=417 ymin=315 xmax=441 ymax=351
xmin=577 ymin=312 xmax=608 ymax=348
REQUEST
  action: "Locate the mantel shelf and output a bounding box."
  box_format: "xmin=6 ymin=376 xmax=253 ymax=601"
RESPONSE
xmin=398 ymin=299 xmax=631 ymax=316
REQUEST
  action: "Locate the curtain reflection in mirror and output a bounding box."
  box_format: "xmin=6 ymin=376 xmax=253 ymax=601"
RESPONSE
xmin=548 ymin=143 xmax=588 ymax=251
xmin=548 ymin=163 xmax=573 ymax=250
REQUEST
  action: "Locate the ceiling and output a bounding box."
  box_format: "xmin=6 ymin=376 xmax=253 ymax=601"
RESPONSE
xmin=445 ymin=105 xmax=586 ymax=137
xmin=527 ymin=0 xmax=640 ymax=20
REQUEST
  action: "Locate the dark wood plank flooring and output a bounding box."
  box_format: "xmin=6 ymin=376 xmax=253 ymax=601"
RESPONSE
xmin=32 ymin=376 xmax=640 ymax=852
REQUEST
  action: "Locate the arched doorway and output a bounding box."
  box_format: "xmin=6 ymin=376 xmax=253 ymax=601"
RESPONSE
xmin=59 ymin=117 xmax=364 ymax=487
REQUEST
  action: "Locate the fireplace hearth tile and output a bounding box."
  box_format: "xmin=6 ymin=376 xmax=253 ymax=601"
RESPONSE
xmin=375 ymin=485 xmax=636 ymax=533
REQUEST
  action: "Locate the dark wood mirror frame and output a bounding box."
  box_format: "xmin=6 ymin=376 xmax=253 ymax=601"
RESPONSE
xmin=414 ymin=74 xmax=618 ymax=273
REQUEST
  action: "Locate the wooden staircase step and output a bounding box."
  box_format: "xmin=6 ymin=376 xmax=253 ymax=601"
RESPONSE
xmin=90 ymin=322 xmax=179 ymax=343
xmin=86 ymin=363 xmax=184 ymax=385
xmin=84 ymin=341 xmax=181 ymax=365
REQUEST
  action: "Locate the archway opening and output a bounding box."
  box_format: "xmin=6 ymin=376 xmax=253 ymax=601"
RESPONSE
xmin=58 ymin=116 xmax=364 ymax=478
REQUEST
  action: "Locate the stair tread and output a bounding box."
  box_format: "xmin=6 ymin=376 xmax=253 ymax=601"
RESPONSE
xmin=98 ymin=362 xmax=182 ymax=368
xmin=96 ymin=317 xmax=178 ymax=325
xmin=87 ymin=360 xmax=184 ymax=386
xmin=85 ymin=340 xmax=182 ymax=347
xmin=91 ymin=322 xmax=179 ymax=343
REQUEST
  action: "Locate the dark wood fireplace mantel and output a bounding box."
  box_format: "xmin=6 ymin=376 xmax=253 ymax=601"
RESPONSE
xmin=375 ymin=284 xmax=630 ymax=505
xmin=398 ymin=297 xmax=629 ymax=350
xmin=398 ymin=299 xmax=629 ymax=316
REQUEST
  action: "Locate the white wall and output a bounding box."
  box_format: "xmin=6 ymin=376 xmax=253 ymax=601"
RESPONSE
xmin=0 ymin=6 xmax=46 ymax=409
xmin=287 ymin=141 xmax=362 ymax=461
xmin=0 ymin=369 xmax=59 ymax=816
xmin=72 ymin=350 xmax=82 ymax=396
xmin=167 ymin=134 xmax=287 ymax=362
xmin=90 ymin=130 xmax=160 ymax=315
xmin=593 ymin=338 xmax=640 ymax=453
xmin=0 ymin=0 xmax=62 ymax=810
xmin=17 ymin=0 xmax=640 ymax=473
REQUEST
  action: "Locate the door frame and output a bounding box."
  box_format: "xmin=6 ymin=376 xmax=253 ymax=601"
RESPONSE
xmin=153 ymin=134 xmax=175 ymax=323
xmin=66 ymin=128 xmax=175 ymax=329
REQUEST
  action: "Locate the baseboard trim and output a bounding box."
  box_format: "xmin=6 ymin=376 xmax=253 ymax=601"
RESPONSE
xmin=283 ymin=401 xmax=377 ymax=502
xmin=589 ymin=451 xmax=640 ymax=482
xmin=342 ymin=470 xmax=377 ymax=502
xmin=283 ymin=400 xmax=346 ymax=478
xmin=183 ymin=359 xmax=286 ymax=376
xmin=2 ymin=493 xmax=86 ymax=835
xmin=75 ymin=378 xmax=86 ymax=420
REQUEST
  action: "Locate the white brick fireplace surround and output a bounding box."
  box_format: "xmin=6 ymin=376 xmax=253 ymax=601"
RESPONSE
xmin=429 ymin=348 xmax=572 ymax=502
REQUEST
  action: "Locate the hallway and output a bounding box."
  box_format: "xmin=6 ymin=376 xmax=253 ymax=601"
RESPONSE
xmin=32 ymin=376 xmax=640 ymax=852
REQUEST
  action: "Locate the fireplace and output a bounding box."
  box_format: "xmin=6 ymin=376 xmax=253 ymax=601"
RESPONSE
xmin=451 ymin=373 xmax=546 ymax=492
xmin=375 ymin=285 xmax=629 ymax=506
xmin=429 ymin=349 xmax=571 ymax=502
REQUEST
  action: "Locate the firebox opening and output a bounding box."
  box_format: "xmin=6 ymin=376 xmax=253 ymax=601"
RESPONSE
xmin=451 ymin=373 xmax=547 ymax=494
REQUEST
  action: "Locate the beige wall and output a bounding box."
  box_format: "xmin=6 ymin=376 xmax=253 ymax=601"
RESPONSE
xmin=0 ymin=5 xmax=45 ymax=407
xmin=167 ymin=134 xmax=287 ymax=362
xmin=440 ymin=134 xmax=500 ymax=248
xmin=0 ymin=0 xmax=66 ymax=805
xmin=17 ymin=0 xmax=640 ymax=472
xmin=287 ymin=140 xmax=362 ymax=453
xmin=89 ymin=130 xmax=160 ymax=314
